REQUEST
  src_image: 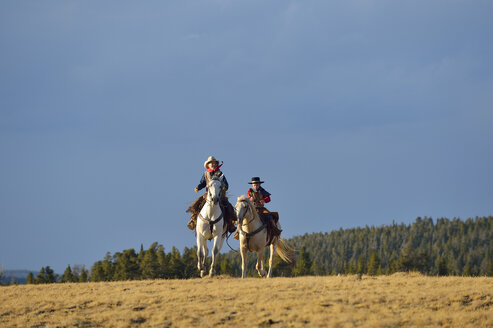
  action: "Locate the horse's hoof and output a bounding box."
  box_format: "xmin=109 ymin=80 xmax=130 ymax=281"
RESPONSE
xmin=200 ymin=270 xmax=206 ymax=278
xmin=209 ymin=271 xmax=215 ymax=278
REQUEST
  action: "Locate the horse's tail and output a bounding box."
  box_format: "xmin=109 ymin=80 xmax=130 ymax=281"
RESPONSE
xmin=276 ymin=238 xmax=296 ymax=263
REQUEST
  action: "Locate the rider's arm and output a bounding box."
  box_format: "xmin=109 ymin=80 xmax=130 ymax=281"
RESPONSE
xmin=261 ymin=188 xmax=271 ymax=203
xmin=197 ymin=173 xmax=206 ymax=191
xmin=220 ymin=174 xmax=229 ymax=191
xmin=247 ymin=188 xmax=252 ymax=200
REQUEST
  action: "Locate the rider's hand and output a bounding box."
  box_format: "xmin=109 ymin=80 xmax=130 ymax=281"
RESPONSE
xmin=194 ymin=187 xmax=199 ymax=193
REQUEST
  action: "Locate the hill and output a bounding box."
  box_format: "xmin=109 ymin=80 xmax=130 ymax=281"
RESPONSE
xmin=1 ymin=275 xmax=492 ymax=327
xmin=19 ymin=216 xmax=493 ymax=284
xmin=221 ymin=216 xmax=493 ymax=277
xmin=0 ymin=270 xmax=36 ymax=285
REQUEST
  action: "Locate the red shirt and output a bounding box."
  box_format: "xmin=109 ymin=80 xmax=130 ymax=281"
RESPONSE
xmin=247 ymin=188 xmax=271 ymax=204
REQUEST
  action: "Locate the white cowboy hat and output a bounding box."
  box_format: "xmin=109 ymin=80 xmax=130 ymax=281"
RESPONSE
xmin=203 ymin=156 xmax=219 ymax=169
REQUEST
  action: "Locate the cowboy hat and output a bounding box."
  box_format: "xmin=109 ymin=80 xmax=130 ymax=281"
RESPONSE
xmin=248 ymin=177 xmax=264 ymax=184
xmin=203 ymin=156 xmax=219 ymax=169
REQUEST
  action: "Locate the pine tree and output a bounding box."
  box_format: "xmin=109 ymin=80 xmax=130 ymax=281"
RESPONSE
xmin=60 ymin=265 xmax=75 ymax=283
xmin=101 ymin=252 xmax=114 ymax=281
xmin=181 ymin=247 xmax=199 ymax=278
xmin=347 ymin=260 xmax=357 ymax=275
xmin=141 ymin=244 xmax=160 ymax=279
xmin=485 ymin=259 xmax=493 ymax=277
xmin=0 ymin=265 xmax=4 ymax=285
xmin=79 ymin=268 xmax=89 ymax=282
xmin=26 ymin=272 xmax=35 ymax=284
xmin=168 ymin=247 xmax=184 ymax=278
xmin=113 ymin=249 xmax=140 ymax=281
xmin=462 ymin=264 xmax=472 ymax=277
xmin=35 ymin=267 xmax=46 ymax=284
xmin=90 ymin=262 xmax=105 ymax=282
xmin=437 ymin=256 xmax=448 ymax=276
xmin=357 ymin=254 xmax=367 ymax=274
xmin=272 ymin=254 xmax=294 ymax=277
xmin=368 ymin=252 xmax=381 ymax=276
xmin=310 ymin=260 xmax=326 ymax=276
xmin=293 ymin=247 xmax=312 ymax=276
xmin=219 ymin=258 xmax=234 ymax=276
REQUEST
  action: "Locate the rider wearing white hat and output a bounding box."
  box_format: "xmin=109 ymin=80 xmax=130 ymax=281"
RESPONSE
xmin=187 ymin=156 xmax=236 ymax=232
xmin=195 ymin=156 xmax=228 ymax=193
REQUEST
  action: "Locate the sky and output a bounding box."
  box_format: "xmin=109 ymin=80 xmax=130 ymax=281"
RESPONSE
xmin=1 ymin=0 xmax=492 ymax=274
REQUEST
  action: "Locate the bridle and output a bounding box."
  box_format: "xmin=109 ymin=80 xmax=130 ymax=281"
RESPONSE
xmin=199 ymin=180 xmax=223 ymax=234
xmin=236 ymin=200 xmax=266 ymax=250
xmin=237 ymin=201 xmax=255 ymax=226
xmin=205 ymin=180 xmax=220 ymax=206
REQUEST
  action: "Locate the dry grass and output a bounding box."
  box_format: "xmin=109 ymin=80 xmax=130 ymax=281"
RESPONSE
xmin=1 ymin=273 xmax=492 ymax=327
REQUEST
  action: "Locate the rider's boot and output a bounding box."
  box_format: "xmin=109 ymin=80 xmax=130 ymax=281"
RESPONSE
xmin=223 ymin=202 xmax=237 ymax=233
xmin=187 ymin=216 xmax=196 ymax=230
xmin=228 ymin=221 xmax=236 ymax=233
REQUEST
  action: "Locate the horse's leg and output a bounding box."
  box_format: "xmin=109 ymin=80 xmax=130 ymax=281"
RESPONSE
xmin=209 ymin=234 xmax=224 ymax=277
xmin=196 ymin=235 xmax=206 ymax=278
xmin=267 ymin=242 xmax=277 ymax=278
xmin=240 ymin=243 xmax=248 ymax=279
xmin=202 ymin=240 xmax=209 ymax=278
xmin=256 ymin=247 xmax=267 ymax=277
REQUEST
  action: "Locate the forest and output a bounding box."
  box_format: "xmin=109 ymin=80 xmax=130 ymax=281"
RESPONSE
xmin=5 ymin=216 xmax=493 ymax=285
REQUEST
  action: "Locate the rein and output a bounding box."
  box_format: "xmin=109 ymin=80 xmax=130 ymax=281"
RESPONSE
xmin=198 ymin=212 xmax=223 ymax=235
xmin=199 ymin=180 xmax=223 ymax=235
xmin=204 ymin=187 xmax=216 ymax=206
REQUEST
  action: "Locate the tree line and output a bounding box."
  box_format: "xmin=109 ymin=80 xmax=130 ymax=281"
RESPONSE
xmin=287 ymin=216 xmax=493 ymax=276
xmin=12 ymin=216 xmax=493 ymax=285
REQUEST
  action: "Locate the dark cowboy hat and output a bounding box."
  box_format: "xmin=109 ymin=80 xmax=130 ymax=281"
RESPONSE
xmin=248 ymin=177 xmax=264 ymax=184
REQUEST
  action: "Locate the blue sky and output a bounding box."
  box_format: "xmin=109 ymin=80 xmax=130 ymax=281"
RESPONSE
xmin=1 ymin=0 xmax=492 ymax=273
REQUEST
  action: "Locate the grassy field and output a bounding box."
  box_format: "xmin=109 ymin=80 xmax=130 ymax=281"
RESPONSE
xmin=1 ymin=273 xmax=492 ymax=327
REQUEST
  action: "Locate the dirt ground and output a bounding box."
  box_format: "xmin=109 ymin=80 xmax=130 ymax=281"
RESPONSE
xmin=1 ymin=274 xmax=492 ymax=327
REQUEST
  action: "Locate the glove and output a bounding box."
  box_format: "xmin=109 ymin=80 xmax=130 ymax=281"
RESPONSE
xmin=194 ymin=187 xmax=199 ymax=193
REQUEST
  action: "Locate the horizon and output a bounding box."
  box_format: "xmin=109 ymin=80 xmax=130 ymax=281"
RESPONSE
xmin=3 ymin=215 xmax=491 ymax=273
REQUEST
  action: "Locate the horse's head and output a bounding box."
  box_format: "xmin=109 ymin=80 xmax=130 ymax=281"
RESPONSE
xmin=235 ymin=195 xmax=252 ymax=222
xmin=207 ymin=178 xmax=222 ymax=205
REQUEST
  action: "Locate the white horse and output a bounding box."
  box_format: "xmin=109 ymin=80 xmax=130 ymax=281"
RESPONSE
xmin=235 ymin=195 xmax=295 ymax=278
xmin=196 ymin=178 xmax=226 ymax=277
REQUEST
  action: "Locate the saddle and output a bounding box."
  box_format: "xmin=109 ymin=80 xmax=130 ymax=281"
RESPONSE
xmin=186 ymin=194 xmax=206 ymax=230
xmin=186 ymin=194 xmax=236 ymax=233
xmin=257 ymin=207 xmax=282 ymax=246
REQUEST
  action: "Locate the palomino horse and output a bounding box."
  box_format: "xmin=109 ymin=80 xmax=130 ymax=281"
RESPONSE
xmin=235 ymin=195 xmax=295 ymax=278
xmin=196 ymin=178 xmax=226 ymax=277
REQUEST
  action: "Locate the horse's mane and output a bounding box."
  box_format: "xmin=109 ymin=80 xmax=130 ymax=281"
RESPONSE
xmin=237 ymin=195 xmax=248 ymax=202
xmin=208 ymin=177 xmax=221 ymax=187
xmin=236 ymin=195 xmax=260 ymax=220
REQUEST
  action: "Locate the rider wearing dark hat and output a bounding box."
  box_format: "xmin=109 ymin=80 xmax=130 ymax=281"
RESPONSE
xmin=233 ymin=177 xmax=281 ymax=241
xmin=247 ymin=177 xmax=271 ymax=208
